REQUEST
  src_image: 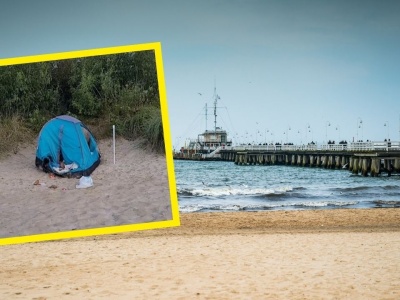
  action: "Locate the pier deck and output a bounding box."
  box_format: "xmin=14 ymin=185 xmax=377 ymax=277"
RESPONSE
xmin=174 ymin=141 xmax=400 ymax=177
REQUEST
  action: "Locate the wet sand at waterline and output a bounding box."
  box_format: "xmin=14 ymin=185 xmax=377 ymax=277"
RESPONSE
xmin=1 ymin=209 xmax=399 ymax=299
xmin=0 ymin=138 xmax=172 ymax=238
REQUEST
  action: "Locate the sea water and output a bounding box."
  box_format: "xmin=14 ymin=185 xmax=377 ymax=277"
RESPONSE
xmin=174 ymin=160 xmax=400 ymax=213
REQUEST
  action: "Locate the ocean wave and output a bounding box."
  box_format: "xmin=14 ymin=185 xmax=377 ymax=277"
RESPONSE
xmin=258 ymin=191 xmax=318 ymax=200
xmin=331 ymin=186 xmax=371 ymax=192
xmin=372 ymin=200 xmax=400 ymax=207
xmin=179 ymin=200 xmax=359 ymax=213
xmin=292 ymin=201 xmax=359 ymax=207
xmin=177 ymin=189 xmax=195 ymax=197
xmin=293 ymin=187 xmax=307 ymax=191
xmin=331 ymin=185 xmax=400 ymax=195
xmin=178 ymin=186 xmax=294 ymax=197
xmin=381 ymin=185 xmax=400 ymax=190
xmin=179 ymin=204 xmax=242 ymax=213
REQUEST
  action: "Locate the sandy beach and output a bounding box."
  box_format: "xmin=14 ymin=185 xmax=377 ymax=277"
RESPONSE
xmin=0 ymin=209 xmax=399 ymax=299
xmin=0 ymin=138 xmax=173 ymax=239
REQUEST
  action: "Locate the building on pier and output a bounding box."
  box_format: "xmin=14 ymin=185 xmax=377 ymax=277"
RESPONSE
xmin=175 ymin=84 xmax=232 ymax=159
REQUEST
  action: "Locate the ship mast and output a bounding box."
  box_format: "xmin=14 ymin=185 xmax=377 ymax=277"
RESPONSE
xmin=213 ymin=85 xmax=220 ymax=133
xmin=205 ymin=103 xmax=208 ymax=132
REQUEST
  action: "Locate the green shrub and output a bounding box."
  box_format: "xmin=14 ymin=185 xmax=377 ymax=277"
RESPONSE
xmin=27 ymin=109 xmax=51 ymax=133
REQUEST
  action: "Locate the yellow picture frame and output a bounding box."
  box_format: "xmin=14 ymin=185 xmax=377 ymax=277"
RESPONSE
xmin=0 ymin=42 xmax=180 ymax=246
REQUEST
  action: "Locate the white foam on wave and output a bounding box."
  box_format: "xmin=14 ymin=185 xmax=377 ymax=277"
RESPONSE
xmin=188 ymin=186 xmax=293 ymax=197
xmin=285 ymin=200 xmax=359 ymax=207
xmin=179 ymin=200 xmax=359 ymax=212
xmin=179 ymin=205 xmax=204 ymax=213
xmin=179 ymin=204 xmax=242 ymax=213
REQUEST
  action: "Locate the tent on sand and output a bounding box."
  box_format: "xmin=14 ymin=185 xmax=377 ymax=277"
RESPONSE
xmin=35 ymin=115 xmax=101 ymax=177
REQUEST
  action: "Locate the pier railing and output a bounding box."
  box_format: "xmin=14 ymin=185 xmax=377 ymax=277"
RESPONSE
xmin=231 ymin=141 xmax=400 ymax=152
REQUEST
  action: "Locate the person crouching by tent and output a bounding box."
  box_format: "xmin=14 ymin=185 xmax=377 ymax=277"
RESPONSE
xmin=59 ymin=152 xmax=65 ymax=170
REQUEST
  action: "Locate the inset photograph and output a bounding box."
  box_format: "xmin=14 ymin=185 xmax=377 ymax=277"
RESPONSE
xmin=0 ymin=43 xmax=179 ymax=244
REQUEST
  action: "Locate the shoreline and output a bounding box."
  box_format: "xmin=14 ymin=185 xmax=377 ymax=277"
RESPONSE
xmin=100 ymin=208 xmax=400 ymax=240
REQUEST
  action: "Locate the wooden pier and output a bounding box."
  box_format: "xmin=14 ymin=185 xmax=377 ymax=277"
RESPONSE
xmin=173 ymin=141 xmax=400 ymax=176
xmin=218 ymin=143 xmax=400 ymax=177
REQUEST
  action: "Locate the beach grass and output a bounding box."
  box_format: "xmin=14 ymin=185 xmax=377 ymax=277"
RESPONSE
xmin=0 ymin=115 xmax=34 ymax=158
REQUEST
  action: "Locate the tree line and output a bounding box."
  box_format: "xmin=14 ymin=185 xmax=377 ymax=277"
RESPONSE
xmin=0 ymin=50 xmax=164 ymax=151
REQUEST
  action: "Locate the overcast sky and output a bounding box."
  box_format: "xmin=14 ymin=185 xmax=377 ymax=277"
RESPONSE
xmin=1 ymin=0 xmax=399 ymax=148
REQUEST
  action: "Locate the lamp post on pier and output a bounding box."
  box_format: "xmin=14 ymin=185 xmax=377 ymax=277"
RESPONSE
xmin=356 ymin=118 xmax=363 ymax=141
xmin=306 ymin=123 xmax=311 ymax=143
xmin=234 ymin=133 xmax=239 ymax=146
xmin=297 ymin=130 xmax=302 ymax=144
xmin=325 ymin=121 xmax=331 ymax=144
xmin=255 ymin=122 xmax=259 ymax=145
xmin=286 ymin=126 xmax=291 ymax=144
xmin=265 ymin=129 xmax=272 ymax=144
xmin=384 ymin=121 xmax=390 ymax=140
xmin=335 ymin=125 xmax=341 ymax=142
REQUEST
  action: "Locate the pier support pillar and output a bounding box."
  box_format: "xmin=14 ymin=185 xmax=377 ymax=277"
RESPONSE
xmin=316 ymin=156 xmax=321 ymax=167
xmin=370 ymin=158 xmax=380 ymax=177
xmin=335 ymin=156 xmax=341 ymax=169
xmin=384 ymin=159 xmax=393 ymax=176
xmin=361 ymin=158 xmax=369 ymax=176
xmin=322 ymin=156 xmax=328 ymax=168
xmin=327 ymin=156 xmax=334 ymax=169
xmin=394 ymin=158 xmax=400 ymax=172
xmin=352 ymin=158 xmax=359 ymax=174
xmin=291 ymin=155 xmax=296 ymax=165
xmin=302 ymin=155 xmax=309 ymax=167
xmin=309 ymin=155 xmax=315 ymax=167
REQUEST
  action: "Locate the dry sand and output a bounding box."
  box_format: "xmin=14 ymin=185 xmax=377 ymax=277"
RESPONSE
xmin=0 ymin=138 xmax=172 ymax=238
xmin=1 ymin=209 xmax=399 ymax=299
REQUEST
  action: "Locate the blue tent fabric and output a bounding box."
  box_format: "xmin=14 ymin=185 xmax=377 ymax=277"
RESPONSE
xmin=35 ymin=115 xmax=101 ymax=177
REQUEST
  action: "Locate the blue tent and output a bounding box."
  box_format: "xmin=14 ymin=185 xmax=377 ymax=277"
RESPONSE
xmin=35 ymin=115 xmax=101 ymax=177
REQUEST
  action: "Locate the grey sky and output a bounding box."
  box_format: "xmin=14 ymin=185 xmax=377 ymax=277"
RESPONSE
xmin=1 ymin=0 xmax=399 ymax=148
